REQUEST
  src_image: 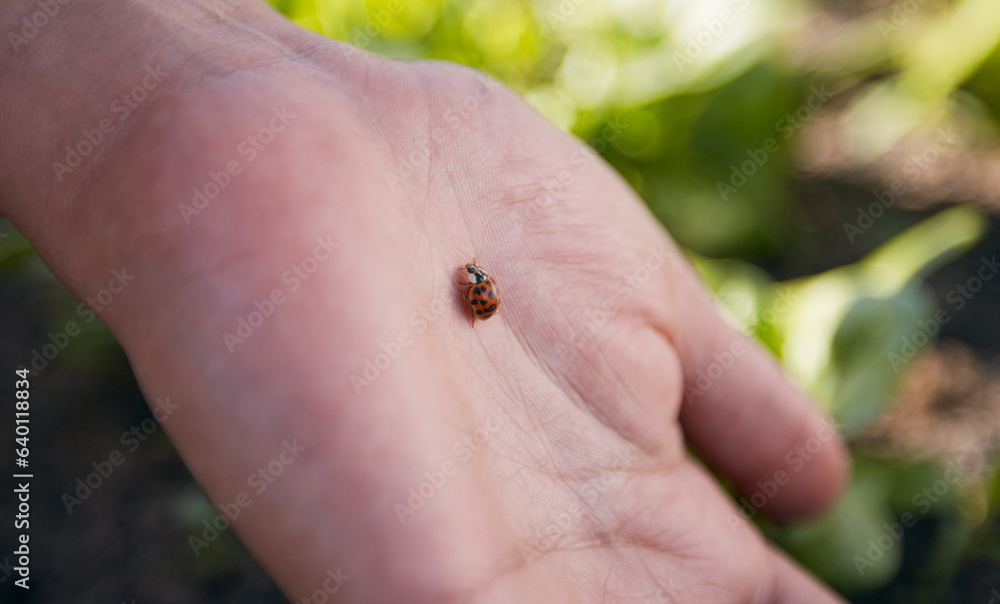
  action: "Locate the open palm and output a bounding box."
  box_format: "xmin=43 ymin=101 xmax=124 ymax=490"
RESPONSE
xmin=31 ymin=15 xmax=848 ymax=603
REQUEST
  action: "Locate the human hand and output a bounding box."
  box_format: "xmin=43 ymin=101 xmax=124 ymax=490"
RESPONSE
xmin=0 ymin=2 xmax=848 ymax=602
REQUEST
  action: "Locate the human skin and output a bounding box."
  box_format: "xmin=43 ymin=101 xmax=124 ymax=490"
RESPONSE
xmin=0 ymin=1 xmax=849 ymax=602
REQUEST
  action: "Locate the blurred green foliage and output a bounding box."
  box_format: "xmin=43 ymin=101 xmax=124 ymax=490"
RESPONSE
xmin=698 ymin=206 xmax=987 ymax=597
xmin=269 ymin=0 xmax=1000 ymax=258
xmin=262 ymin=0 xmax=1000 ymax=598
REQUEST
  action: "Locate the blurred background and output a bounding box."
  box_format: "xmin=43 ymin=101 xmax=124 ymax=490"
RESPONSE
xmin=3 ymin=0 xmax=1000 ymax=601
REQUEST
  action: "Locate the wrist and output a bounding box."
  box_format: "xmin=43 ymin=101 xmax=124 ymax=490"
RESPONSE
xmin=0 ymin=0 xmax=307 ymax=295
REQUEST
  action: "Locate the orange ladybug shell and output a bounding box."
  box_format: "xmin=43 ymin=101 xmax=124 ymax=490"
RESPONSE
xmin=462 ymin=259 xmax=500 ymax=323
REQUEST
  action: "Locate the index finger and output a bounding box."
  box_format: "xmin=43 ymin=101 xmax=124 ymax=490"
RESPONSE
xmin=674 ymin=273 xmax=850 ymax=521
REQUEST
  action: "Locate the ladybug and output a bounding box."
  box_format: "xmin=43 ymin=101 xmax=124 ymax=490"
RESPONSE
xmin=461 ymin=258 xmax=500 ymax=324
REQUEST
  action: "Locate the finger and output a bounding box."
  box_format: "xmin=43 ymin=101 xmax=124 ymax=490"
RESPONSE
xmin=673 ymin=276 xmax=849 ymax=521
xmin=616 ymin=458 xmax=843 ymax=604
xmin=757 ymin=548 xmax=846 ymax=604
